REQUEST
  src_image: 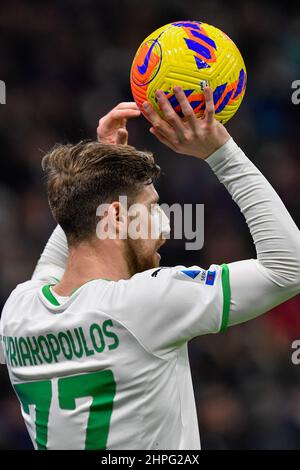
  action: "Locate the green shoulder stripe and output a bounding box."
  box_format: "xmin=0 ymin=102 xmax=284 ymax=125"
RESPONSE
xmin=220 ymin=264 xmax=231 ymax=332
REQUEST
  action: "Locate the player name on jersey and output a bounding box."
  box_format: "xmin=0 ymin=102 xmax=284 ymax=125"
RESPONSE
xmin=0 ymin=319 xmax=119 ymax=367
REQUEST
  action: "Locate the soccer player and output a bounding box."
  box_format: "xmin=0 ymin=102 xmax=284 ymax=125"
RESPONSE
xmin=0 ymin=87 xmax=300 ymax=450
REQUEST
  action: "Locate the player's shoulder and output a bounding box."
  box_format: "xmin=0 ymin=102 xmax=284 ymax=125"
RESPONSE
xmin=105 ymin=264 xmax=222 ymax=311
xmin=3 ymin=279 xmax=45 ymax=310
xmin=0 ymin=279 xmax=45 ymax=325
xmin=14 ymin=278 xmax=46 ymax=293
xmin=8 ymin=278 xmax=44 ymax=298
xmin=126 ymin=264 xmax=221 ymax=286
xmin=81 ymin=268 xmax=176 ymax=314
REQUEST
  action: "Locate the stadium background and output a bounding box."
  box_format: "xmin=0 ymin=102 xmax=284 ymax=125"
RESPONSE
xmin=0 ymin=0 xmax=300 ymax=450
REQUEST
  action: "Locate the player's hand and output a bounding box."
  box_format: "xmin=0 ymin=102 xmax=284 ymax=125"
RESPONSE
xmin=142 ymin=86 xmax=230 ymax=160
xmin=97 ymin=102 xmax=141 ymax=145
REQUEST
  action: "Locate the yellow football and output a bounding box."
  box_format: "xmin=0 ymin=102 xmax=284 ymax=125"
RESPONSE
xmin=130 ymin=21 xmax=246 ymax=124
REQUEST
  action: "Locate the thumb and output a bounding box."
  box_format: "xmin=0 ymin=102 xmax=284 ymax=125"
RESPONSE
xmin=116 ymin=128 xmax=128 ymax=145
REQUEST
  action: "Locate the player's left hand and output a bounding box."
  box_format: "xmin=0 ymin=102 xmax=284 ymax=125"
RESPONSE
xmin=97 ymin=102 xmax=141 ymax=145
xmin=142 ymin=86 xmax=230 ymax=160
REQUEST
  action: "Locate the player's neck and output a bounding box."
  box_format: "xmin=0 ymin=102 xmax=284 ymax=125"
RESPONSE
xmin=52 ymin=240 xmax=130 ymax=296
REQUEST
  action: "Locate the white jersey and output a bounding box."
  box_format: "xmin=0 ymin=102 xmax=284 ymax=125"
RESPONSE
xmin=0 ymin=263 xmax=229 ymax=450
xmin=1 ymin=138 xmax=300 ymax=450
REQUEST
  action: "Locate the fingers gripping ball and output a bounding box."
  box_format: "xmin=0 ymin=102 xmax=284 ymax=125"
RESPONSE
xmin=130 ymin=21 xmax=246 ymax=124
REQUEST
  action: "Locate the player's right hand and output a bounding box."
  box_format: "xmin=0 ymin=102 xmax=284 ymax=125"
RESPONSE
xmin=142 ymin=86 xmax=231 ymax=160
xmin=97 ymin=102 xmax=141 ymax=145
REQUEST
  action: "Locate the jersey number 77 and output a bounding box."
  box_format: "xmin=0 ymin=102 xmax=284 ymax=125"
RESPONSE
xmin=14 ymin=370 xmax=116 ymax=450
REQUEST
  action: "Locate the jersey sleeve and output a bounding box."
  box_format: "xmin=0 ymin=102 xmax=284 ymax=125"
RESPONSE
xmin=226 ymin=258 xmax=300 ymax=327
xmin=122 ymin=263 xmax=230 ymax=359
xmin=31 ymin=225 xmax=68 ymax=283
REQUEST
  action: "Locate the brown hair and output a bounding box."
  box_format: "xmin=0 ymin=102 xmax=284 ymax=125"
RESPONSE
xmin=42 ymin=140 xmax=161 ymax=245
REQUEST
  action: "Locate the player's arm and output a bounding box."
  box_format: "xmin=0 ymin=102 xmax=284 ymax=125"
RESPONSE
xmin=31 ymin=102 xmax=140 ymax=282
xmin=142 ymin=87 xmax=300 ymax=329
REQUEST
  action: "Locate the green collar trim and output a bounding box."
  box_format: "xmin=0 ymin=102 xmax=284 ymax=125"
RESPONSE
xmin=42 ymin=278 xmax=112 ymax=307
xmin=42 ymin=284 xmax=60 ymax=306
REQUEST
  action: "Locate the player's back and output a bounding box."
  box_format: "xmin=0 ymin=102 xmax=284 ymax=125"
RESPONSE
xmin=0 ymin=269 xmax=209 ymax=450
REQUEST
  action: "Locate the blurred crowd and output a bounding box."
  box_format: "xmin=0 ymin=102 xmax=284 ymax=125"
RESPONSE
xmin=0 ymin=0 xmax=300 ymax=449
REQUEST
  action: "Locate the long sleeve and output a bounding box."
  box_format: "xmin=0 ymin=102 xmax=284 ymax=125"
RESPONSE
xmin=31 ymin=225 xmax=68 ymax=282
xmin=205 ymin=138 xmax=300 ymax=327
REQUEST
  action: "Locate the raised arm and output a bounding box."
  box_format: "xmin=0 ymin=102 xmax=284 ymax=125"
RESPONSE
xmin=206 ymin=139 xmax=300 ymax=326
xmin=142 ymin=86 xmax=300 ymax=327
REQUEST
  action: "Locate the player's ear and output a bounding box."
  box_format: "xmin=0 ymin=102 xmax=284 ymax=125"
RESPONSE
xmin=107 ymin=201 xmax=128 ymax=238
